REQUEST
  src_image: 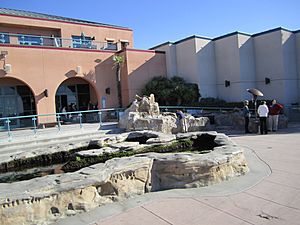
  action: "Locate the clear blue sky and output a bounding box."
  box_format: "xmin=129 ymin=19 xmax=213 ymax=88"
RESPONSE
xmin=1 ymin=0 xmax=299 ymax=49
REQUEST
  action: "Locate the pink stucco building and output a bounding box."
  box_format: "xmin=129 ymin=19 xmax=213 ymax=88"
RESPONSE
xmin=0 ymin=8 xmax=166 ymax=126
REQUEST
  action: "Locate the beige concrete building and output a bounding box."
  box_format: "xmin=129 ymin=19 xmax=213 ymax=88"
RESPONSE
xmin=151 ymin=28 xmax=300 ymax=106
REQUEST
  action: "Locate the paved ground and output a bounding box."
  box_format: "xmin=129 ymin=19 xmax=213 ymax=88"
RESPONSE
xmin=53 ymin=123 xmax=300 ymax=225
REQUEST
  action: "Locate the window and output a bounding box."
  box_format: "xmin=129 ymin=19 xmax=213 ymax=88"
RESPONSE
xmin=72 ymin=35 xmax=92 ymax=49
xmin=18 ymin=35 xmax=43 ymax=46
xmin=0 ymin=33 xmax=10 ymax=44
xmin=121 ymin=42 xmax=128 ymax=48
xmin=105 ymin=41 xmax=117 ymax=50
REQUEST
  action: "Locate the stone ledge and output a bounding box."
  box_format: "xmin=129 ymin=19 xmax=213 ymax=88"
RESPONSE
xmin=0 ymin=132 xmax=248 ymax=225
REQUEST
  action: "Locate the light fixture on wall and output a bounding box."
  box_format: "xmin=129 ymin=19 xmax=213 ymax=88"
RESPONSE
xmin=76 ymin=66 xmax=82 ymax=74
xmin=265 ymin=77 xmax=271 ymax=84
xmin=3 ymin=64 xmax=12 ymax=73
xmin=43 ymin=89 xmax=48 ymax=97
xmin=1 ymin=51 xmax=11 ymax=73
xmin=225 ymin=80 xmax=230 ymax=87
xmin=0 ymin=51 xmax=8 ymax=59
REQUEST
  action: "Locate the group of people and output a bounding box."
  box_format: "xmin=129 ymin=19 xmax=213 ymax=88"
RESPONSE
xmin=60 ymin=101 xmax=98 ymax=122
xmin=243 ymin=99 xmax=283 ymax=135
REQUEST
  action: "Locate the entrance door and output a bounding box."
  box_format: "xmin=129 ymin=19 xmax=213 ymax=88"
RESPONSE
xmin=55 ymin=95 xmax=68 ymax=113
xmin=0 ymin=96 xmax=20 ymax=129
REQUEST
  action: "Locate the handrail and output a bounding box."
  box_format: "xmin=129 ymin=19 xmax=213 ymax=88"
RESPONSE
xmin=0 ymin=108 xmax=124 ymax=121
xmin=0 ymin=32 xmax=118 ymax=51
xmin=159 ymin=106 xmax=243 ymax=111
xmin=0 ymin=108 xmax=124 ymax=142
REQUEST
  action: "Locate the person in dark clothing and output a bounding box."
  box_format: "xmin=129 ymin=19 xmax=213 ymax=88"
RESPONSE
xmin=176 ymin=110 xmax=187 ymax=133
xmin=243 ymin=100 xmax=251 ymax=133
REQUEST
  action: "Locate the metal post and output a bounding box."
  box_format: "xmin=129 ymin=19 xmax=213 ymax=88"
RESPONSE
xmin=57 ymin=115 xmax=61 ymax=131
xmin=32 ymin=117 xmax=37 ymax=136
xmin=116 ymin=109 xmax=119 ymax=121
xmin=79 ymin=113 xmax=83 ymax=129
xmin=5 ymin=118 xmax=12 ymax=141
xmin=98 ymin=111 xmax=102 ymax=128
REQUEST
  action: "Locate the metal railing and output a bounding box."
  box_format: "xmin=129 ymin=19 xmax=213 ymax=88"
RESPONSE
xmin=0 ymin=33 xmax=118 ymax=51
xmin=0 ymin=108 xmax=123 ymax=143
xmin=159 ymin=105 xmax=245 ymax=114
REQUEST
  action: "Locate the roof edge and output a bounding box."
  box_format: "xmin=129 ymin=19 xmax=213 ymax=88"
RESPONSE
xmin=252 ymin=27 xmax=292 ymax=37
xmin=149 ymin=41 xmax=173 ymax=50
xmin=0 ymin=7 xmax=132 ymax=31
xmin=174 ymin=35 xmax=211 ymax=45
xmin=213 ymin=31 xmax=251 ymax=41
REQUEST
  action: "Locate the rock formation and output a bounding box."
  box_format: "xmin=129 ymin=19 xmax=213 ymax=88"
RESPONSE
xmin=119 ymin=94 xmax=210 ymax=134
xmin=0 ymin=131 xmax=248 ymax=225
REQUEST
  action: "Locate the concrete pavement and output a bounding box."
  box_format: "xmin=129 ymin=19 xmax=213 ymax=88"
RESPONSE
xmin=54 ymin=123 xmax=300 ymax=225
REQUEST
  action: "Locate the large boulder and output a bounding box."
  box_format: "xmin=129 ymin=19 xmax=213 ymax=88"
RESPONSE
xmin=119 ymin=94 xmax=210 ymax=134
xmin=0 ymin=132 xmax=249 ymax=225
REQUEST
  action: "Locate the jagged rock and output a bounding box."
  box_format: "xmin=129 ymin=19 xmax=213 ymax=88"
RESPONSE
xmin=108 ymin=141 xmax=140 ymax=150
xmin=76 ymin=147 xmax=119 ymax=157
xmin=0 ymin=139 xmax=248 ymax=225
xmin=172 ymin=114 xmax=210 ymax=133
xmin=119 ymin=95 xmax=210 ymax=134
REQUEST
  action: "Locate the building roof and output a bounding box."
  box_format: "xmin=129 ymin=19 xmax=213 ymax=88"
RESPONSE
xmin=0 ymin=7 xmax=130 ymax=30
xmin=150 ymin=27 xmax=300 ymax=49
xmin=150 ymin=35 xmax=211 ymax=50
xmin=174 ymin=35 xmax=211 ymax=45
xmin=213 ymin=31 xmax=251 ymax=41
xmin=149 ymin=41 xmax=173 ymax=50
xmin=251 ymin=27 xmax=292 ymax=37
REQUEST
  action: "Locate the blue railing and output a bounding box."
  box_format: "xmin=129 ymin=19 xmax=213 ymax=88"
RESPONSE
xmin=0 ymin=32 xmax=118 ymax=51
xmin=0 ymin=108 xmax=123 ymax=142
xmin=159 ymin=105 xmax=246 ymax=115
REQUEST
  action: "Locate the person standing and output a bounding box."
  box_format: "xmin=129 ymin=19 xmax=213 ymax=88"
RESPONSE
xmin=268 ymin=99 xmax=283 ymax=132
xmin=176 ymin=110 xmax=187 ymax=133
xmin=257 ymin=101 xmax=269 ymax=135
xmin=243 ymin=100 xmax=251 ymax=133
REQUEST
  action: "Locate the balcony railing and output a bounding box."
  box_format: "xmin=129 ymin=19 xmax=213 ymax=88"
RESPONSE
xmin=0 ymin=33 xmax=118 ymax=51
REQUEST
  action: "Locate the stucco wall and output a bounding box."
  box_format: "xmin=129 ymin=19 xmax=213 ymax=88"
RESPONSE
xmin=281 ymin=30 xmax=298 ymax=105
xmin=175 ymin=38 xmax=198 ymax=84
xmin=154 ymin=44 xmax=177 ymax=77
xmin=253 ymin=30 xmax=285 ymax=103
xmin=195 ymin=39 xmax=217 ymax=98
xmin=295 ymin=32 xmax=300 ymax=104
xmin=0 ymin=45 xmax=118 ymax=118
xmin=238 ymin=34 xmax=256 ymax=100
xmin=214 ymin=34 xmax=241 ymax=102
xmin=124 ymin=49 xmax=167 ymax=106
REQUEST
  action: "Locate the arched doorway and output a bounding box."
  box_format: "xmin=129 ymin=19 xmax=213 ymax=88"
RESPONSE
xmin=55 ymin=77 xmax=98 ymax=113
xmin=0 ymin=77 xmax=36 ymax=129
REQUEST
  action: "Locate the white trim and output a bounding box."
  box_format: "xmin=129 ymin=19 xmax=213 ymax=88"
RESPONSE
xmin=119 ymin=39 xmax=129 ymax=43
xmin=105 ymin=38 xmax=115 ymax=42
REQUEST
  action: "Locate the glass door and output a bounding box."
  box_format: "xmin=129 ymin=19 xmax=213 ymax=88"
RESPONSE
xmin=0 ymin=96 xmax=20 ymax=129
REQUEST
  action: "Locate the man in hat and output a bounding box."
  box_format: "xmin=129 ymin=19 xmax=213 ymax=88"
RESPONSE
xmin=243 ymin=100 xmax=251 ymax=133
xmin=268 ymin=99 xmax=283 ymax=132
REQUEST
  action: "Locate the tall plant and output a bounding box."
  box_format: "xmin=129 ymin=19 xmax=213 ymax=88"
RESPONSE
xmin=113 ymin=55 xmax=125 ymax=107
xmin=142 ymin=76 xmax=200 ymax=105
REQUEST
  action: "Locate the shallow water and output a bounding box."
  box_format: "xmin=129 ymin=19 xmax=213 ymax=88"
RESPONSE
xmin=0 ymin=163 xmax=64 ymax=183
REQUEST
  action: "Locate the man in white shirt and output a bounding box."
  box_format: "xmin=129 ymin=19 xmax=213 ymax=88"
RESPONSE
xmin=257 ymin=101 xmax=269 ymax=134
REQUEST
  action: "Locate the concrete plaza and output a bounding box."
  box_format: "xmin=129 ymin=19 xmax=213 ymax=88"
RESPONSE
xmin=52 ymin=123 xmax=300 ymax=225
